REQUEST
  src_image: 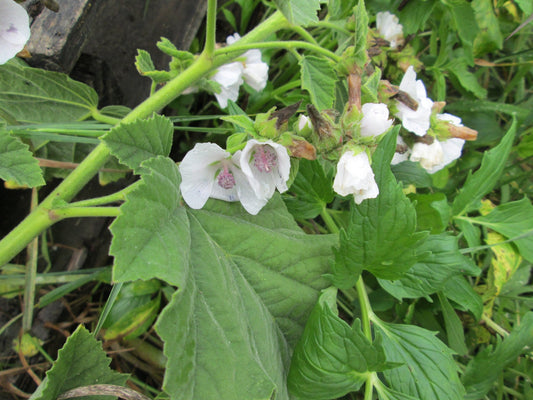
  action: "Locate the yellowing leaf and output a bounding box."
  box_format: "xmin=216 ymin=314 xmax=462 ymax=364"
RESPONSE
xmin=487 ymin=231 xmax=522 ymax=296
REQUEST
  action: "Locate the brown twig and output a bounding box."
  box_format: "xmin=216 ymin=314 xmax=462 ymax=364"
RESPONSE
xmin=57 ymin=384 xmax=151 ymax=400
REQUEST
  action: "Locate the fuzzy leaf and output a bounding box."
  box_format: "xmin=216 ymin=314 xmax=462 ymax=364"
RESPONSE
xmin=331 ymin=128 xmax=427 ymax=288
xmin=30 ymin=325 xmax=127 ymax=400
xmin=110 ymin=156 xmax=337 ymax=400
xmin=300 ymin=56 xmax=337 ymax=111
xmin=102 ymin=114 xmax=174 ymax=174
xmin=353 ymin=0 xmax=369 ymax=68
xmin=284 ymin=159 xmax=335 ymax=219
xmin=452 ymin=119 xmax=516 ymax=216
xmin=462 ymin=312 xmax=533 ymax=399
xmin=376 ymin=320 xmax=465 ymax=400
xmin=0 ymin=64 xmax=98 ymax=124
xmin=378 ymin=234 xmax=478 ymax=300
xmin=273 ymin=0 xmax=320 ymax=26
xmin=288 ymin=287 xmax=391 ymax=399
xmin=442 ymin=275 xmax=483 ymax=320
xmin=0 ymin=130 xmax=44 ymax=187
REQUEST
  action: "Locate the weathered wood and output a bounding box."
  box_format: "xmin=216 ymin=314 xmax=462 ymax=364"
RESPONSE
xmin=26 ymin=0 xmax=207 ymax=106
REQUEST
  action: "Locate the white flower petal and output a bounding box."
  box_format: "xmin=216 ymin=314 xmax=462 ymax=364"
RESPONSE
xmin=0 ymin=0 xmax=30 ymax=64
xmin=376 ymin=11 xmax=403 ymax=49
xmin=360 ymin=103 xmax=393 ymax=137
xmin=437 ymin=113 xmax=462 ymax=126
xmin=179 ymin=143 xmax=229 ymax=209
xmin=410 ymin=141 xmax=443 ymax=172
xmin=333 ymin=151 xmax=379 ymax=203
xmin=391 ymin=136 xmax=410 ymax=165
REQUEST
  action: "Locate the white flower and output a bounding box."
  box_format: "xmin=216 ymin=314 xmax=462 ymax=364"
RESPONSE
xmin=211 ymin=61 xmax=244 ymax=108
xmin=0 ymin=0 xmax=30 ymax=65
xmin=226 ymin=33 xmax=268 ymax=91
xmin=437 ymin=112 xmax=463 ymax=126
xmin=395 ymin=66 xmax=434 ymax=137
xmin=376 ymin=11 xmax=404 ymax=49
xmin=179 ymin=142 xmax=267 ymax=215
xmin=297 ymin=115 xmax=312 ymax=132
xmin=360 ymin=103 xmax=393 ymax=137
xmin=239 ymin=139 xmax=291 ymax=201
xmin=391 ymin=135 xmax=410 ymax=165
xmin=333 ymin=151 xmax=379 ymax=204
xmin=409 ymin=138 xmax=465 ymax=174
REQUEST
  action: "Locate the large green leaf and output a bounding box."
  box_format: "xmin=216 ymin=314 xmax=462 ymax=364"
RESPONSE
xmin=353 ymin=0 xmax=369 ymax=69
xmin=378 ymin=234 xmax=478 ymax=300
xmin=331 ymin=128 xmax=427 ymax=288
xmin=462 ymin=312 xmax=533 ymax=399
xmin=273 ymin=0 xmax=320 ymax=26
xmin=375 ymin=319 xmax=465 ymax=400
xmin=0 ymin=64 xmax=98 ymax=124
xmin=442 ymin=275 xmax=483 ymax=320
xmin=110 ymin=156 xmax=337 ymax=400
xmin=30 ymin=325 xmax=127 ymax=400
xmin=0 ymin=130 xmax=44 ymax=187
xmin=463 ymin=197 xmax=533 ymax=262
xmin=102 ymin=114 xmax=174 ymax=174
xmin=452 ymin=119 xmax=516 ymax=216
xmin=300 ymin=56 xmax=337 ymax=111
xmin=288 ymin=287 xmax=391 ymax=400
xmin=283 ymin=158 xmax=335 ymax=219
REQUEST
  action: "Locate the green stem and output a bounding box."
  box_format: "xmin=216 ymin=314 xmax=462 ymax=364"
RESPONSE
xmin=51 ymin=206 xmax=121 ymax=219
xmin=0 ymin=268 xmax=107 ymax=286
xmin=215 ymin=40 xmax=342 ymax=62
xmin=91 ymin=109 xmax=121 ymax=125
xmin=356 ymin=276 xmax=373 ymax=341
xmin=289 ymin=25 xmax=318 ymax=45
xmin=22 ymin=189 xmax=39 ymax=332
xmin=320 ymin=207 xmax=339 ymax=234
xmin=0 ymin=11 xmax=289 ymax=267
xmin=309 ymin=20 xmax=351 ymax=35
xmin=204 ymin=0 xmax=218 ymax=58
xmin=482 ymin=314 xmax=510 ymax=337
xmin=68 ymin=183 xmax=140 ymax=207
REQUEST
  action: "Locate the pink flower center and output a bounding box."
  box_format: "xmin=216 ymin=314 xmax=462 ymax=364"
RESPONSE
xmin=253 ymin=146 xmax=278 ymax=173
xmin=217 ymin=166 xmax=235 ymax=189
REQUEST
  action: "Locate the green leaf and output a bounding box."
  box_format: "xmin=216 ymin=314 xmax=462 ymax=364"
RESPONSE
xmin=288 ymin=287 xmax=391 ymax=400
xmin=0 ymin=64 xmax=98 ymax=124
xmin=472 ymin=0 xmax=503 ymax=56
xmin=464 ymin=197 xmax=533 ymax=262
xmin=442 ymin=275 xmax=483 ymax=320
xmin=398 ymin=0 xmax=437 ymax=35
xmin=273 ymin=0 xmax=320 ymax=26
xmin=283 ymin=159 xmax=335 ymax=219
xmin=30 ymin=325 xmax=127 ymax=400
xmin=409 ymin=193 xmax=451 ymax=234
xmin=0 ymin=130 xmax=44 ymax=187
xmin=102 ymin=114 xmax=174 ymax=174
xmin=135 ymin=50 xmax=173 ymax=83
xmin=353 ymin=0 xmax=369 ymax=68
xmin=437 ymin=292 xmax=468 ymax=356
xmin=445 ymin=0 xmax=478 ymax=64
xmin=445 ymin=100 xmax=531 ymax=120
xmin=375 ymin=319 xmax=465 ymax=400
xmin=331 ymin=129 xmax=427 ymax=287
xmin=300 ymin=56 xmax=337 ymax=111
xmin=462 ymin=312 xmax=533 ymax=399
xmin=378 ymin=234 xmax=478 ymax=300
xmin=446 ymin=53 xmax=487 ymax=98
xmin=156 ymin=37 xmax=194 ymax=61
xmin=110 ymin=156 xmax=337 ymax=400
xmin=391 ymin=161 xmax=433 ymax=188
xmin=452 ymin=119 xmax=516 ymax=216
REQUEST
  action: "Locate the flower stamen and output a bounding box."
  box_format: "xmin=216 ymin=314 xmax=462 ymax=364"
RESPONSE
xmin=217 ymin=166 xmax=236 ymax=189
xmin=253 ymin=146 xmax=278 ymax=173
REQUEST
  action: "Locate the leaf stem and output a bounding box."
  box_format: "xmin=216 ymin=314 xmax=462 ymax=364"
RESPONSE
xmin=51 ymin=206 xmax=121 ymax=219
xmin=482 ymin=314 xmax=510 ymax=337
xmin=288 ymin=25 xmax=318 ymax=45
xmin=22 ymin=189 xmax=39 ymax=332
xmin=91 ymin=109 xmax=121 ymax=125
xmin=215 ymin=40 xmax=342 ymax=62
xmin=320 ymin=207 xmax=339 ymax=234
xmin=68 ymin=183 xmax=140 ymax=208
xmin=204 ymin=0 xmax=218 ymax=58
xmin=355 ymin=276 xmax=373 ymax=342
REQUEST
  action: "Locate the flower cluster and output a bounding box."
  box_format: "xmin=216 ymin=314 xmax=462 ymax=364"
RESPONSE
xmin=0 ymin=0 xmax=31 ymax=65
xmin=211 ymin=33 xmax=269 ymax=108
xmin=179 ymin=139 xmax=290 ymax=215
xmin=392 ymin=66 xmax=470 ymax=174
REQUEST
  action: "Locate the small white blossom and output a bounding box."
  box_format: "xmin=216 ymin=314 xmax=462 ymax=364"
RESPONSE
xmin=297 ymin=115 xmax=312 ymax=132
xmin=226 ymin=33 xmax=268 ymax=91
xmin=211 ymin=61 xmax=244 ymax=108
xmin=333 ymin=151 xmax=379 ymax=204
xmin=0 ymin=0 xmax=30 ymax=65
xmin=409 ymin=138 xmax=465 ymax=174
xmin=239 ymin=139 xmax=291 ymax=201
xmin=396 ymin=66 xmax=434 ymax=137
xmin=437 ymin=112 xmax=463 ymax=126
xmin=360 ymin=103 xmax=393 ymax=138
xmin=391 ymin=135 xmax=410 ymax=165
xmin=179 ymin=142 xmax=267 ymax=215
xmin=376 ymin=11 xmax=404 ymax=49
